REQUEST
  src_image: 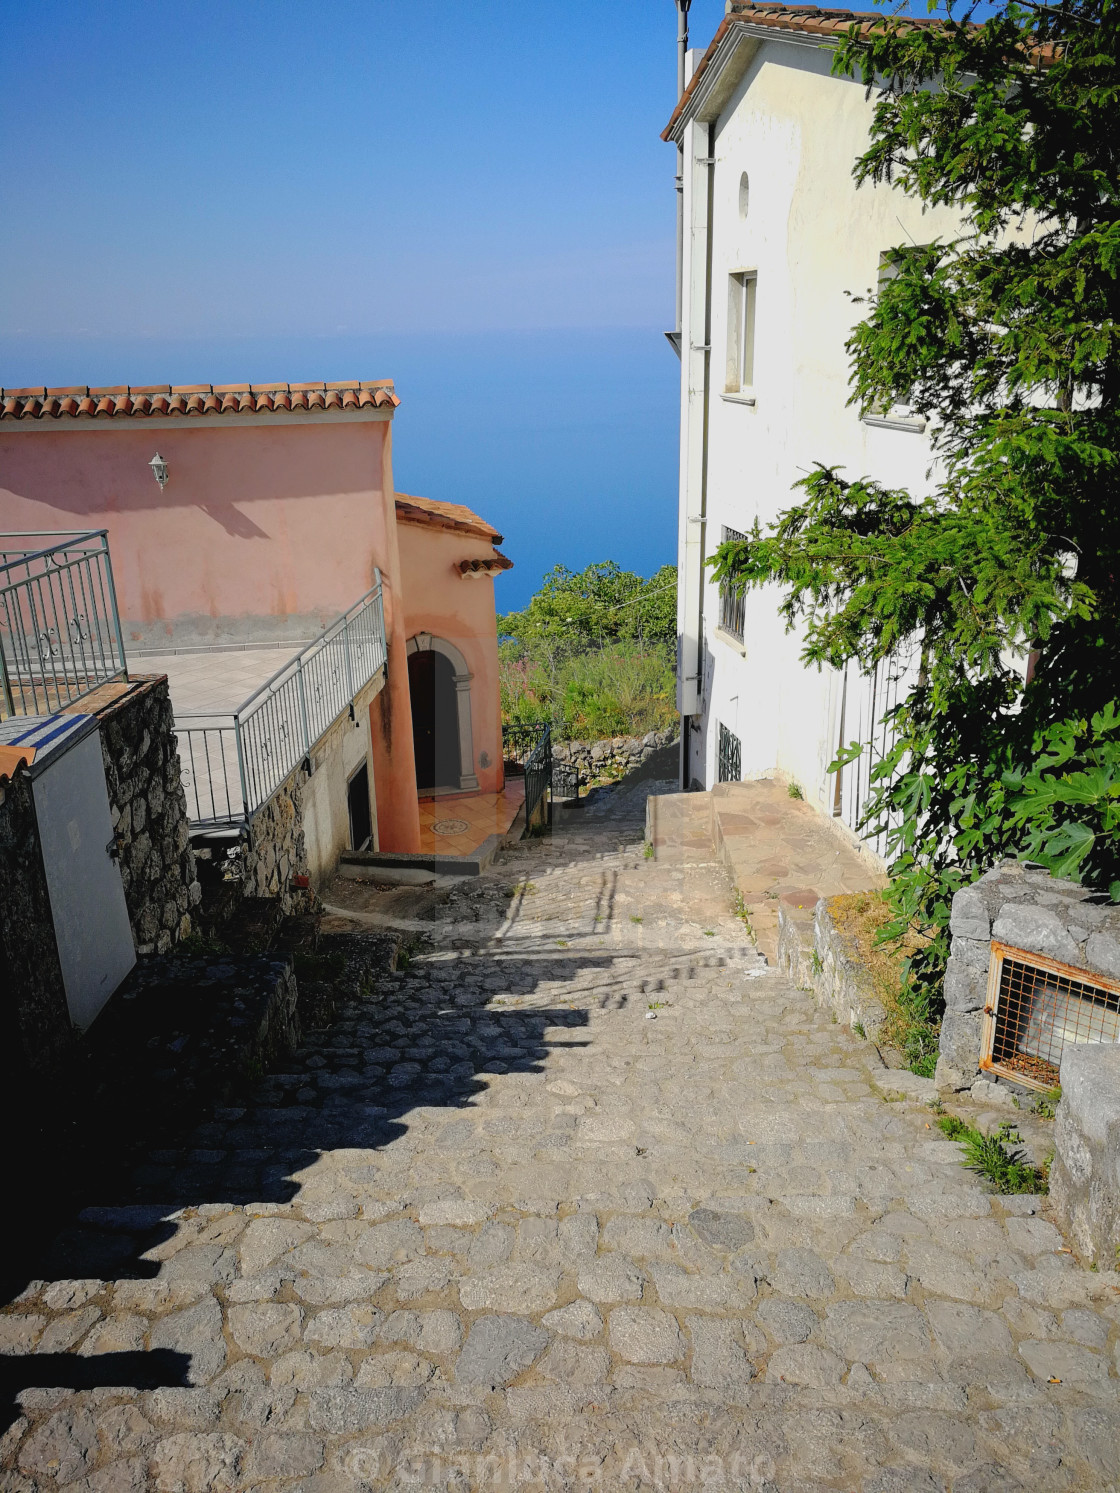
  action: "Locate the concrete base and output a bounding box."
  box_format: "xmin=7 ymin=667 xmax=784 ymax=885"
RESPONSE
xmin=777 ymin=900 xmax=889 ymax=1042
xmin=340 ymin=832 xmax=507 ymax=881
xmin=1050 ymin=1044 xmax=1120 ymax=1266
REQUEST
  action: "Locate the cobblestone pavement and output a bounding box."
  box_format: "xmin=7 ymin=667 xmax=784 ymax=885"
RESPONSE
xmin=3 ymin=776 xmax=1120 ymax=1492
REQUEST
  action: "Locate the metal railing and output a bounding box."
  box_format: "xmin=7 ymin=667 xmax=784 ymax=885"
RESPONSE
xmin=176 ymin=579 xmax=388 ymax=829
xmin=502 ymin=720 xmax=554 ymax=831
xmin=503 ymin=720 xmax=581 ymax=802
xmin=0 ymin=530 xmax=128 ymax=718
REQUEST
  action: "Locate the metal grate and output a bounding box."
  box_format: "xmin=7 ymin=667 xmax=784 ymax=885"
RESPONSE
xmin=718 ymin=722 xmax=741 ymax=783
xmin=982 ymin=940 xmax=1120 ymax=1090
xmin=718 ymin=526 xmax=747 ymax=642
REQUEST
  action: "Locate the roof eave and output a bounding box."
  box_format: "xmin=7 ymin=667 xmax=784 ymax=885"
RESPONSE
xmin=663 ymin=19 xmax=841 ymax=142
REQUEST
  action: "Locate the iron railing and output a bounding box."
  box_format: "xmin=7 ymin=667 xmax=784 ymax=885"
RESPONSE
xmin=502 ymin=720 xmax=554 ymax=831
xmin=718 ymin=721 xmax=741 ymax=783
xmin=0 ymin=530 xmax=128 ymax=719
xmin=176 ymin=579 xmax=388 ymax=829
xmin=502 ymin=720 xmax=581 ymax=807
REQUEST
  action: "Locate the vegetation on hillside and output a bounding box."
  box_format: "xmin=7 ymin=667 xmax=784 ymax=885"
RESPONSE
xmin=498 ymin=562 xmax=678 ymax=738
xmin=710 ymin=0 xmax=1120 ymax=1071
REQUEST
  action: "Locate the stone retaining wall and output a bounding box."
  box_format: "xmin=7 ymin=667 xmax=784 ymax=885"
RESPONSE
xmin=0 ymin=766 xmax=73 ymax=1074
xmin=937 ymin=860 xmax=1120 ymax=1091
xmin=101 ymin=676 xmax=201 ymax=955
xmin=777 ymin=899 xmax=889 ymax=1042
xmin=553 ymin=727 xmax=677 ymax=783
xmin=1050 ymin=1044 xmax=1120 ymax=1266
xmin=243 ymin=769 xmax=311 ymax=908
xmin=0 ymin=676 xmax=201 ymax=1074
xmin=940 ymin=860 xmax=1120 ymax=1264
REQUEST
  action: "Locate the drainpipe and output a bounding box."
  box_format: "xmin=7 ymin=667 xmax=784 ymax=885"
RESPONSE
xmin=678 ymin=118 xmax=715 ymax=791
xmin=669 ymin=0 xmax=692 ymax=359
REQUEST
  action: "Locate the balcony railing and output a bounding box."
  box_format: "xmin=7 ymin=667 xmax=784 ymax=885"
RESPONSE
xmin=0 ymin=530 xmax=128 ymax=719
xmin=177 ymin=579 xmax=388 ymax=829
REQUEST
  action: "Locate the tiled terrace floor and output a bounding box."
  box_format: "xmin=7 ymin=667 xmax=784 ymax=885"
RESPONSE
xmin=126 ymin=644 xmax=309 ymax=715
xmin=417 ymin=779 xmax=526 ymax=857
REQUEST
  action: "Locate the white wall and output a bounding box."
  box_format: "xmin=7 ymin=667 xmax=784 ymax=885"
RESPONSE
xmin=679 ymin=38 xmax=960 ymax=843
xmin=301 ymin=675 xmax=381 ymax=887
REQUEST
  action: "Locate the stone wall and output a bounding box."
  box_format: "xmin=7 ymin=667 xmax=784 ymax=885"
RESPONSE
xmin=99 ymin=677 xmax=201 ymax=956
xmin=777 ymin=898 xmax=890 ymax=1042
xmin=0 ymin=676 xmax=201 ymax=1075
xmin=1050 ymin=1044 xmax=1120 ymax=1266
xmin=937 ymin=860 xmax=1120 ymax=1092
xmin=241 ymin=767 xmax=312 ymax=910
xmin=553 ymin=727 xmax=678 ymax=784
xmin=0 ymin=765 xmax=74 ymax=1075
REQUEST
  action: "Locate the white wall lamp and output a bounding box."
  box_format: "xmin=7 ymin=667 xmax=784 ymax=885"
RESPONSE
xmin=149 ymin=452 xmax=170 ymax=489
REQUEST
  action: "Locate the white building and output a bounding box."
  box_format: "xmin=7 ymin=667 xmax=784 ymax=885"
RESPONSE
xmin=666 ymin=2 xmax=960 ymax=857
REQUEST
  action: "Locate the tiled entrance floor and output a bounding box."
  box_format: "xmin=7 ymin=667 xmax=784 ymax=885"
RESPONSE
xmin=417 ymin=778 xmax=526 ymax=857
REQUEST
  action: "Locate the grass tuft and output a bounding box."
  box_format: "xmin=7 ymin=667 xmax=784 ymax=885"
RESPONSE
xmin=937 ymin=1115 xmax=1048 ymax=1194
xmin=828 ymin=890 xmax=937 ymax=1075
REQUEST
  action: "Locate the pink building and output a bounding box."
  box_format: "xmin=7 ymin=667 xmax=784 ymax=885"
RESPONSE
xmin=0 ymin=379 xmax=517 ymax=877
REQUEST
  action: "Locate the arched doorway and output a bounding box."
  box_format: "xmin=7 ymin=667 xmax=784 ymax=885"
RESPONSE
xmin=409 ymin=648 xmax=460 ymax=791
xmin=406 ymin=634 xmax=479 ymax=792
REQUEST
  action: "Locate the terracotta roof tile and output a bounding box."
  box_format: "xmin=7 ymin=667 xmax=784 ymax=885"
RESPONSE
xmin=0 ymin=379 xmax=400 ymax=422
xmin=665 ymin=2 xmax=948 ymax=139
xmin=395 ymin=492 xmax=504 ymax=545
xmin=458 ymin=552 xmax=514 ymax=576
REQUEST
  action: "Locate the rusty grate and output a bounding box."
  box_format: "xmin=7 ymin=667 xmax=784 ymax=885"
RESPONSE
xmin=981 ymin=940 xmax=1120 ymax=1090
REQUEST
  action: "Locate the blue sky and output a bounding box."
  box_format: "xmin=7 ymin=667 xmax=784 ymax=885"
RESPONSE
xmin=0 ymin=1 xmax=721 ymax=606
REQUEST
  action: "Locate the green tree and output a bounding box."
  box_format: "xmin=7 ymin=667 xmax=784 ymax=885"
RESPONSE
xmin=710 ymin=0 xmax=1120 ymax=1065
xmin=498 ymin=562 xmax=678 ymax=737
xmin=499 ymin=561 xmax=677 ymax=656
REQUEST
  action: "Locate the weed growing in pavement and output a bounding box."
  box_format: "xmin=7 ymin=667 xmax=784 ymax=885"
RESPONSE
xmin=732 ymin=891 xmax=755 ymax=941
xmin=852 ymin=1020 xmax=866 ymax=1039
xmin=787 ymin=781 xmax=804 ymax=799
xmin=811 ymin=950 xmax=824 ymax=977
xmin=704 ymin=930 xmax=716 ymax=937
xmin=1035 ymin=1086 xmax=1062 ymax=1120
xmin=630 ymin=916 xmax=643 ymax=924
xmin=643 ymin=842 xmax=655 ymax=859
xmin=938 ymin=1115 xmax=1048 ymax=1194
xmin=648 ymin=1001 xmax=666 ymax=1011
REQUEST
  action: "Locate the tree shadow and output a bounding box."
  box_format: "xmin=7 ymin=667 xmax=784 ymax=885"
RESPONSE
xmin=0 ymin=753 xmax=681 ymax=1412
xmin=0 ymin=936 xmax=612 ymax=1394
xmin=0 ymin=1352 xmax=192 ymax=1436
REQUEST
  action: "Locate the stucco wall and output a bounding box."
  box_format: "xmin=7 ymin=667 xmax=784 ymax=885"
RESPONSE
xmin=301 ymin=673 xmax=382 ymax=883
xmin=679 ymin=40 xmax=962 ymax=826
xmin=0 ymin=413 xmax=394 ymax=648
xmin=396 ymin=519 xmax=505 ymax=796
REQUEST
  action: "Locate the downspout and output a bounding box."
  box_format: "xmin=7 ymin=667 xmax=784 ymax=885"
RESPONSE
xmin=669 ymin=1 xmax=692 ymax=359
xmin=678 ymin=117 xmax=715 ymax=791
xmin=691 ymin=121 xmax=715 ymax=788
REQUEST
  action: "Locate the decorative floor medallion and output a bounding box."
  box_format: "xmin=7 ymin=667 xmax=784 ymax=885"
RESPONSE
xmin=432 ymin=818 xmax=471 ymax=836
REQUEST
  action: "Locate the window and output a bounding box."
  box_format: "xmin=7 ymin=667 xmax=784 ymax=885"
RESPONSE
xmin=864 ymin=251 xmax=926 ymax=431
xmin=718 ymin=526 xmax=747 ymax=643
xmin=738 ymin=171 xmax=750 ymax=218
xmin=725 ymin=272 xmax=757 ymax=394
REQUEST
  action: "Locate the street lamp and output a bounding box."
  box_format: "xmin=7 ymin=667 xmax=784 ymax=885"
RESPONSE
xmin=149 ymin=452 xmax=169 ymax=489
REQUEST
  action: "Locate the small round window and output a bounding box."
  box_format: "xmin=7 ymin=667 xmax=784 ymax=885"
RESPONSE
xmin=738 ymin=171 xmax=750 ymax=218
